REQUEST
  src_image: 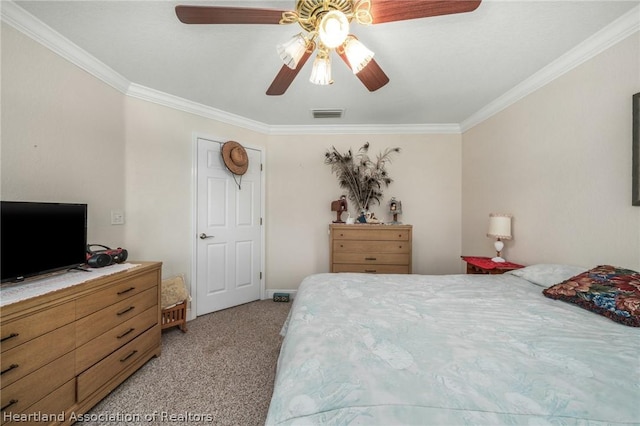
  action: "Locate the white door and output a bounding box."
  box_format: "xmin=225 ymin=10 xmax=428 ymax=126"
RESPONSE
xmin=196 ymin=137 xmax=262 ymax=315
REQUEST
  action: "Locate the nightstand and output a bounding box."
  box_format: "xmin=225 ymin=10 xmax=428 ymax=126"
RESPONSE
xmin=461 ymin=256 xmax=525 ymax=275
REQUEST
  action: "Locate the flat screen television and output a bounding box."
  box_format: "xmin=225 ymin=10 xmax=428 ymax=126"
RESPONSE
xmin=1 ymin=201 xmax=88 ymax=283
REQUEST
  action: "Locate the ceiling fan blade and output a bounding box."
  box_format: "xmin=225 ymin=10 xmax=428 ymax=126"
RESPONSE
xmin=370 ymin=0 xmax=481 ymax=24
xmin=266 ymin=51 xmax=313 ymax=96
xmin=175 ymin=5 xmax=287 ymax=24
xmin=354 ymin=59 xmax=390 ymax=92
xmin=337 ymin=52 xmax=389 ymax=92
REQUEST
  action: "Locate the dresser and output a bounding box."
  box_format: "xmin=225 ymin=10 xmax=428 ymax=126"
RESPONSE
xmin=330 ymin=224 xmax=412 ymax=274
xmin=0 ymin=262 xmax=161 ymax=425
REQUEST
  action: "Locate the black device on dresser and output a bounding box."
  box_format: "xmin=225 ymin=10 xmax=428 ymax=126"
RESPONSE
xmin=1 ymin=201 xmax=87 ymax=283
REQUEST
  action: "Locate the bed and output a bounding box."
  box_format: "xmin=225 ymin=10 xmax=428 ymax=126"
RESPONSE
xmin=266 ymin=265 xmax=640 ymax=425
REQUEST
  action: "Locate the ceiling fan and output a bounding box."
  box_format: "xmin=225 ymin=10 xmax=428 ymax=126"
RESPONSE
xmin=175 ymin=0 xmax=482 ymax=96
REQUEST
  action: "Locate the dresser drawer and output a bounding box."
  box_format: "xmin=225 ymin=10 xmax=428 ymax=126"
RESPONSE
xmin=0 ymin=301 xmax=75 ymax=353
xmin=333 ymin=240 xmax=410 ymax=254
xmin=4 ymin=379 xmax=76 ymax=425
xmin=77 ymin=325 xmax=159 ymax=401
xmin=76 ymin=306 xmax=158 ymax=374
xmin=1 ymin=323 xmax=75 ymax=388
xmin=333 ymin=252 xmax=410 ymax=265
xmin=1 ymin=352 xmax=75 ymax=422
xmin=76 ymin=271 xmax=157 ymax=319
xmin=76 ymin=287 xmax=157 ymax=346
xmin=332 ymin=264 xmax=410 ymax=274
xmin=332 ymin=228 xmax=410 ymax=241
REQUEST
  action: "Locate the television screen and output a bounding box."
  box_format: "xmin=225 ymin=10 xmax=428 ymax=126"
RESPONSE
xmin=1 ymin=201 xmax=88 ymax=283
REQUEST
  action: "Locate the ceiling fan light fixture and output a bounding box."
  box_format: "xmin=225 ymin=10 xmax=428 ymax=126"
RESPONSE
xmin=309 ymin=49 xmax=332 ymax=85
xmin=277 ymin=33 xmax=308 ymax=69
xmin=343 ymin=36 xmax=374 ymax=74
xmin=318 ymin=10 xmax=349 ymax=49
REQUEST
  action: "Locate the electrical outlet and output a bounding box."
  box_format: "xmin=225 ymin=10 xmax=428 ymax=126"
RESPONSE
xmin=111 ymin=210 xmax=125 ymax=225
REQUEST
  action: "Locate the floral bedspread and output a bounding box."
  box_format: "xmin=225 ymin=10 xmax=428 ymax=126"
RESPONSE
xmin=266 ymin=273 xmax=640 ymax=425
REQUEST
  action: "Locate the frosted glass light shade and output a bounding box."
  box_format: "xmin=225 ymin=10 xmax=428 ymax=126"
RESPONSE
xmin=277 ymin=33 xmax=307 ymax=69
xmin=309 ymin=51 xmax=332 ymax=85
xmin=318 ymin=10 xmax=349 ymax=49
xmin=344 ymin=36 xmax=374 ymax=74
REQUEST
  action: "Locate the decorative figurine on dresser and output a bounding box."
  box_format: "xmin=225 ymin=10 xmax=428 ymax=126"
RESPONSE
xmin=330 ymin=195 xmax=348 ymax=223
xmin=388 ymin=197 xmax=402 ymax=224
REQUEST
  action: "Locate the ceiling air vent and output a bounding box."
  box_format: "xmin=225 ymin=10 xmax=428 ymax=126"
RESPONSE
xmin=311 ymin=109 xmax=345 ymax=119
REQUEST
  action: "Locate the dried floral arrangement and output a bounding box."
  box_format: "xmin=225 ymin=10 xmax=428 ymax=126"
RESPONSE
xmin=324 ymin=142 xmax=401 ymax=213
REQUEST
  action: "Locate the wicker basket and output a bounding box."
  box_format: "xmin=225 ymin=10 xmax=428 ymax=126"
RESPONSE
xmin=161 ymin=300 xmax=188 ymax=332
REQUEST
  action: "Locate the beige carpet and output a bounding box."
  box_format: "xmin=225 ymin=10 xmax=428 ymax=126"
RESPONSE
xmin=83 ymin=299 xmax=291 ymax=425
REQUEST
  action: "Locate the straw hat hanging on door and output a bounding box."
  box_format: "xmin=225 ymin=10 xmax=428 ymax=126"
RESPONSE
xmin=221 ymin=141 xmax=248 ymax=189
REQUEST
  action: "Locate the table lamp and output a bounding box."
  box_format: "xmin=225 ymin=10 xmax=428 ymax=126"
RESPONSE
xmin=487 ymin=213 xmax=512 ymax=262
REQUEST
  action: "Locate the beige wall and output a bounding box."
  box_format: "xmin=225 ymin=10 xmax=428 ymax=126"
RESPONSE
xmin=1 ymin=25 xmax=126 ymax=246
xmin=462 ymin=33 xmax=640 ymax=271
xmin=266 ymin=133 xmax=462 ymax=289
xmin=4 ymin=19 xmax=639 ymax=300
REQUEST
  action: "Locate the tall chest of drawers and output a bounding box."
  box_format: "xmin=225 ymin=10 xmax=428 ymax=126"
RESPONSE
xmin=330 ymin=224 xmax=412 ymax=274
xmin=0 ymin=262 xmax=162 ymax=425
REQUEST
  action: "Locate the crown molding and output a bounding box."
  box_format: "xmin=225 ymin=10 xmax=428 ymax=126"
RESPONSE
xmin=3 ymin=1 xmax=638 ymax=136
xmin=127 ymin=84 xmax=272 ymax=135
xmin=460 ymin=4 xmax=640 ymax=133
xmin=1 ymin=0 xmax=130 ymax=94
xmin=0 ymin=1 xmax=458 ymax=135
xmin=267 ymin=123 xmax=461 ymax=135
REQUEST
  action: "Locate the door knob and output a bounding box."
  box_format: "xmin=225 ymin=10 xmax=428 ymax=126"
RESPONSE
xmin=199 ymin=233 xmax=214 ymax=240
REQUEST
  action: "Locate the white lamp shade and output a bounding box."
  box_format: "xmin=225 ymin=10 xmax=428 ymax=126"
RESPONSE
xmin=487 ymin=213 xmax=512 ymax=240
xmin=277 ymin=33 xmax=308 ymax=69
xmin=318 ymin=10 xmax=349 ymax=49
xmin=343 ymin=36 xmax=374 ymax=74
xmin=309 ymin=51 xmax=332 ymax=85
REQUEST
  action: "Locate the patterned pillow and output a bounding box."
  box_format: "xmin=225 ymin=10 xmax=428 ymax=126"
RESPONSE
xmin=542 ymin=265 xmax=640 ymax=327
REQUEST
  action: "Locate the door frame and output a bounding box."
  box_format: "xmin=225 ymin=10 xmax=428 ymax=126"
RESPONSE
xmin=189 ymin=132 xmax=266 ymax=320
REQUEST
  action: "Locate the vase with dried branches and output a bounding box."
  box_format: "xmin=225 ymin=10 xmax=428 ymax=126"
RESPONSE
xmin=324 ymin=142 xmax=400 ymax=215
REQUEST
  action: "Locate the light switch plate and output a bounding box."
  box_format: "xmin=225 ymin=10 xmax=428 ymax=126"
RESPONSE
xmin=111 ymin=210 xmax=125 ymax=225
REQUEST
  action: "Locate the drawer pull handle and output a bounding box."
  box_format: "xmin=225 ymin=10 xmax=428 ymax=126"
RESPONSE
xmin=117 ymin=328 xmax=135 ymax=339
xmin=1 ymin=364 xmax=19 ymax=375
xmin=1 ymin=399 xmax=18 ymax=411
xmin=365 ymin=257 xmax=377 ymax=261
xmin=364 ymin=269 xmax=376 ymax=273
xmin=120 ymin=350 xmax=138 ymax=363
xmin=117 ymin=287 xmax=135 ymax=295
xmin=0 ymin=332 xmax=19 ymax=343
xmin=117 ymin=306 xmax=135 ymax=316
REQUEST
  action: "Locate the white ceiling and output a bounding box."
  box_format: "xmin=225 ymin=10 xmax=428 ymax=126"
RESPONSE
xmin=9 ymin=0 xmax=640 ymax=129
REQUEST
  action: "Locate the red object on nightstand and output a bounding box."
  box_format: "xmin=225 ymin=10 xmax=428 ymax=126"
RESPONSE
xmin=461 ymin=256 xmax=525 ymax=275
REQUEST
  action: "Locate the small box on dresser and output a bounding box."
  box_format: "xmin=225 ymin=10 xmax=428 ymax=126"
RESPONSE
xmin=330 ymin=224 xmax=412 ymax=274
